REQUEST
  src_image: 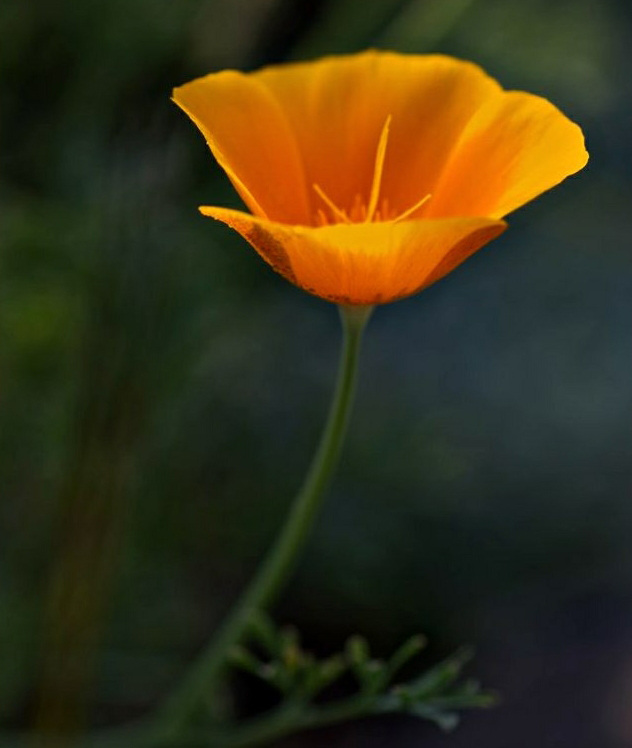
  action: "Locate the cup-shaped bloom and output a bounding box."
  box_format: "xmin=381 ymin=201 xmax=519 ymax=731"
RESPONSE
xmin=173 ymin=51 xmax=588 ymax=305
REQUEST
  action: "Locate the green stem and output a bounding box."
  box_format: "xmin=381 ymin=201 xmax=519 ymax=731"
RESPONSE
xmin=215 ymin=696 xmax=374 ymax=748
xmin=80 ymin=695 xmax=373 ymax=748
xmin=155 ymin=304 xmax=372 ymax=737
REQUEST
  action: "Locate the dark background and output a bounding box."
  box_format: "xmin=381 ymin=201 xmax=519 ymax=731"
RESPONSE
xmin=2 ymin=0 xmax=632 ymax=746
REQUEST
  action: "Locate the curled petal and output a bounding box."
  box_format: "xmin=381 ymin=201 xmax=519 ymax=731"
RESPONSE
xmin=427 ymin=91 xmax=589 ymax=219
xmin=173 ymin=72 xmax=310 ymax=223
xmin=201 ymin=206 xmax=507 ymax=305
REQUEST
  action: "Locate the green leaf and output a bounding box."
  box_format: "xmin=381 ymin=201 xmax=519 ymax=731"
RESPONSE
xmin=384 ymin=634 xmax=426 ymax=683
xmin=304 ymin=655 xmax=347 ymax=697
xmin=406 ymin=647 xmax=475 ymax=699
xmin=246 ymin=610 xmax=280 ymax=657
xmin=408 ymin=703 xmax=460 ymax=732
xmin=229 ymin=645 xmax=265 ymax=678
xmin=345 ymin=635 xmax=370 ymax=667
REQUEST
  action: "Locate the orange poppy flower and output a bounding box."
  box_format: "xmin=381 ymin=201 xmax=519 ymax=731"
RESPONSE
xmin=173 ymin=51 xmax=588 ymax=305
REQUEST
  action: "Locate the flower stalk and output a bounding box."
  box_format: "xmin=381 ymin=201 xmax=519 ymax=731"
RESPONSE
xmin=155 ymin=304 xmax=372 ymax=736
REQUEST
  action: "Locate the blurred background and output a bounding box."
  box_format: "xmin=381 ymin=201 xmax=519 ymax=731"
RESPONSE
xmin=2 ymin=0 xmax=632 ymax=745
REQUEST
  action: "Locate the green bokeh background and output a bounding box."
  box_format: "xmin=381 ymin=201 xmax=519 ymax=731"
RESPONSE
xmin=2 ymin=0 xmax=632 ymax=746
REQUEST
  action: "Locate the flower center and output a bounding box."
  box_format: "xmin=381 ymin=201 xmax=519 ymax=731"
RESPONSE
xmin=313 ymin=115 xmax=431 ymax=227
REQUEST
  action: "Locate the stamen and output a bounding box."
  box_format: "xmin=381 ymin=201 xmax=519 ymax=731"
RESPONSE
xmin=316 ymin=208 xmax=329 ymax=227
xmin=350 ymin=193 xmax=365 ymax=223
xmin=313 ymin=183 xmax=351 ymax=224
xmin=365 ymin=115 xmax=392 ymax=223
xmin=392 ymin=193 xmax=432 ymax=223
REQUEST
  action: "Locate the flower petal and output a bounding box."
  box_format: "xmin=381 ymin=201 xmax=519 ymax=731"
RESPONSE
xmin=427 ymin=91 xmax=589 ymax=219
xmin=173 ymin=71 xmax=311 ymax=223
xmin=255 ymin=51 xmax=503 ymax=221
xmin=200 ymin=206 xmax=507 ymax=305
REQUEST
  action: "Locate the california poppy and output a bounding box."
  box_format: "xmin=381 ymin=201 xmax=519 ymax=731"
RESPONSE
xmin=174 ymin=51 xmax=588 ymax=305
